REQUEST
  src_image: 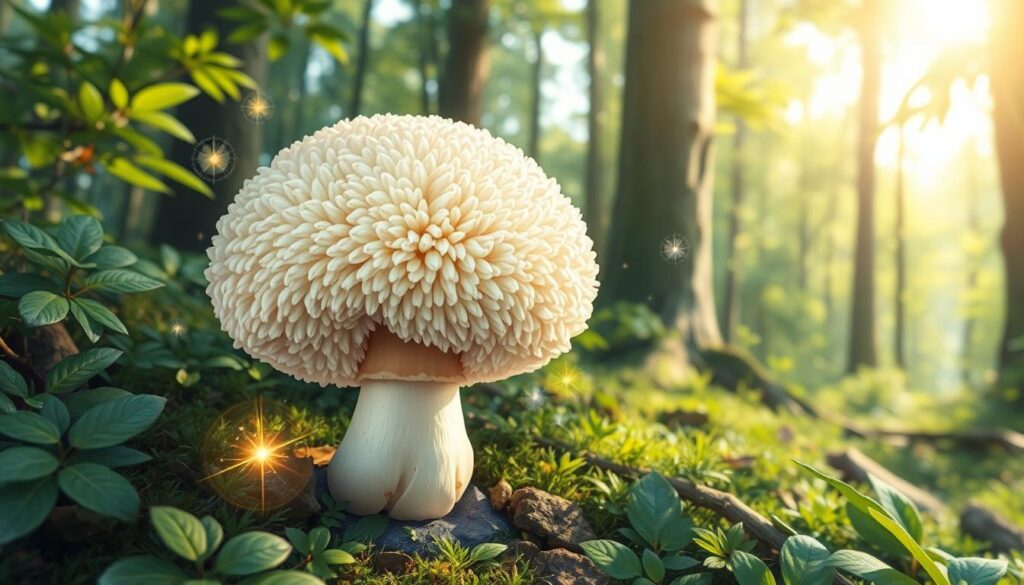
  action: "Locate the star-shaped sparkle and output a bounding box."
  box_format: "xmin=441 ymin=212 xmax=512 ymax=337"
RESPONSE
xmin=192 ymin=136 xmax=236 ymax=183
xmin=242 ymin=92 xmax=274 ymax=124
xmin=660 ymin=234 xmax=690 ymax=264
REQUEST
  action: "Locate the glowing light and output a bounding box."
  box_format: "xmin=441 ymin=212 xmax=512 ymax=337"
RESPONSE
xmin=523 ymin=385 xmax=545 ymax=410
xmin=242 ymin=92 xmax=274 ymax=124
xmin=546 ymin=362 xmax=581 ymax=395
xmin=169 ymin=320 xmax=187 ymax=336
xmin=192 ymin=136 xmax=236 ymax=183
xmin=254 ymin=447 xmax=270 ymax=461
xmin=660 ymin=234 xmax=689 ymax=264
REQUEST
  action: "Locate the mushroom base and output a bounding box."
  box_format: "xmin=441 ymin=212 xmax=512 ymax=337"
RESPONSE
xmin=327 ymin=380 xmax=473 ymax=521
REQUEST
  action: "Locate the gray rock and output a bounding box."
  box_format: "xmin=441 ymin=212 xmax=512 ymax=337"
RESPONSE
xmin=531 ymin=549 xmax=609 ymax=585
xmin=510 ymin=487 xmax=596 ymax=553
xmin=314 ymin=467 xmax=513 ymax=556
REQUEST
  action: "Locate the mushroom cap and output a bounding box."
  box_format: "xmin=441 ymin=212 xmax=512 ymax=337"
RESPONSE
xmin=206 ymin=114 xmax=600 ymax=387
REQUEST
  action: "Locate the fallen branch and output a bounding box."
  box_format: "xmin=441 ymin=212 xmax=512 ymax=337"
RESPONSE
xmin=960 ymin=502 xmax=1024 ymax=553
xmin=841 ymin=423 xmax=1024 ymax=454
xmin=825 ymin=448 xmax=947 ymax=513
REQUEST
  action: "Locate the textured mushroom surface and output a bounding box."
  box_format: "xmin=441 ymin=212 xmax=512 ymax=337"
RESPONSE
xmin=206 ymin=114 xmax=599 ymax=387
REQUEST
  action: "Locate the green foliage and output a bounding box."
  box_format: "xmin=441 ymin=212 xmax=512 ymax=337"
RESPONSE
xmin=583 ymin=302 xmax=666 ymax=354
xmin=433 ymin=537 xmax=508 ymax=573
xmin=218 ymin=0 xmax=350 ymax=64
xmin=285 ymin=526 xmax=360 ymax=580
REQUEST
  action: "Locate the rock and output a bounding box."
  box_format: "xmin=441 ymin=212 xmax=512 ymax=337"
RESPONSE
xmin=373 ymin=551 xmax=413 ymax=575
xmin=531 ymin=549 xmax=609 ymax=585
xmin=489 ymin=480 xmax=513 ymax=511
xmin=658 ymin=408 xmax=709 ymax=429
xmin=510 ymin=487 xmax=596 ymax=553
xmin=502 ymin=539 xmax=540 ymax=563
xmin=313 ymin=467 xmax=512 ymax=556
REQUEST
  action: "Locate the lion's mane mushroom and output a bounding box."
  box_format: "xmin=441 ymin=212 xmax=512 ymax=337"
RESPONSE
xmin=206 ymin=114 xmax=599 ymax=520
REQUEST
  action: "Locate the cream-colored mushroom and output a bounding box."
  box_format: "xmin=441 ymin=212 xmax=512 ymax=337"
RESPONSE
xmin=206 ymin=114 xmax=599 ymax=520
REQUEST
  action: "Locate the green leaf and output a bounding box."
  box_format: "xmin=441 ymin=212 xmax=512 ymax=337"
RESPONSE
xmin=868 ymin=474 xmax=923 ymax=542
xmin=39 ymin=394 xmax=69 ymax=434
xmin=68 ymin=446 xmax=152 ymax=468
xmin=215 ymin=531 xmax=292 ymax=575
xmin=663 ymin=555 xmax=700 ymax=571
xmin=226 ymin=21 xmax=268 ymax=44
xmin=64 ymin=386 xmax=132 ymax=419
xmin=642 ymin=549 xmax=665 ymax=583
xmin=847 ymin=503 xmax=907 ymax=556
xmin=469 ymin=542 xmax=507 ymax=563
xmin=580 ymin=540 xmax=642 ymax=580
xmin=825 ymin=550 xmax=918 ymax=585
xmin=19 ymin=291 xmax=70 ymax=326
xmin=69 ymin=299 xmax=102 ymax=343
xmin=47 ymin=348 xmax=123 ymax=394
xmin=68 ymin=394 xmax=166 ymax=449
xmin=84 ymin=269 xmax=164 ymax=294
xmin=946 ymin=557 xmax=1008 ymax=585
xmin=0 ymin=361 xmax=28 ymax=397
xmin=191 ymin=68 xmax=225 ymax=102
xmin=0 ymin=411 xmax=61 ymax=444
xmin=131 ymin=111 xmax=196 ymax=143
xmin=58 ymin=463 xmax=139 ymax=521
xmin=57 ymin=216 xmax=104 ymax=260
xmin=200 ymin=516 xmax=225 ymax=561
xmin=3 ymin=220 xmax=86 ymax=267
xmin=0 ymin=392 xmax=13 ymax=414
xmin=308 ymin=526 xmax=330 ymax=553
xmin=0 ymin=446 xmax=59 ymax=483
xmin=628 ymin=472 xmax=684 ymax=550
xmin=0 ymin=272 xmax=63 ymax=297
xmin=105 ymin=158 xmax=170 ymax=193
xmin=135 ymin=155 xmax=213 ymax=197
xmin=732 ymin=551 xmax=776 ymax=585
xmin=285 ymin=527 xmax=310 ymax=554
xmin=151 ymin=506 xmax=208 ymax=561
xmin=99 ymin=555 xmax=187 ymax=585
xmin=131 ymin=83 xmax=200 ymax=112
xmin=670 ymin=576 xmax=712 ymax=585
xmin=79 ymin=81 xmax=104 ymax=122
xmin=310 ymin=34 xmax=348 ymax=64
xmin=268 ymin=34 xmax=289 ymax=61
xmin=343 ymin=514 xmax=388 ymax=542
xmin=322 ymin=549 xmax=356 ymax=565
xmin=110 ymin=79 xmax=129 ymax=110
xmin=0 ymin=475 xmax=58 ymax=546
xmin=74 ymin=298 xmax=128 ymax=335
xmin=239 ymin=570 xmax=323 ymax=585
xmin=84 ymin=246 xmax=138 ymax=270
xmin=867 ymin=508 xmax=950 ymax=585
xmin=780 ymin=535 xmax=833 ymax=585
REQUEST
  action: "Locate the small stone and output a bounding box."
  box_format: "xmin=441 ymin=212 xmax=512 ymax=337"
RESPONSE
xmin=510 ymin=487 xmax=596 ymax=553
xmin=489 ymin=479 xmax=513 ymax=511
xmin=373 ymin=551 xmax=413 ymax=575
xmin=531 ymin=549 xmax=609 ymax=585
xmin=502 ymin=539 xmax=540 ymax=563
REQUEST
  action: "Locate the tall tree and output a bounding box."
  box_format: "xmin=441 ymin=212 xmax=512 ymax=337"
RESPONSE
xmin=583 ymin=0 xmax=605 ymax=259
xmin=439 ymin=0 xmax=492 ymax=125
xmin=722 ymin=0 xmax=748 ymax=343
xmin=151 ymin=0 xmax=267 ymax=252
xmin=599 ymin=0 xmax=721 ymax=362
xmin=847 ymin=0 xmax=881 ymax=372
xmin=349 ymin=0 xmax=375 ymax=117
xmin=893 ymin=124 xmax=907 ymax=368
xmin=992 ymin=0 xmax=1024 ymax=387
xmin=527 ymin=28 xmax=543 ymax=159
xmin=414 ymin=0 xmax=440 ymax=114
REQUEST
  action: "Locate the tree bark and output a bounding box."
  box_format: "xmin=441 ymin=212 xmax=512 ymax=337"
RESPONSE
xmin=599 ymin=0 xmax=721 ymax=361
xmin=961 ymin=503 xmax=1024 ymax=553
xmin=847 ymin=0 xmax=881 ymax=372
xmin=992 ymin=0 xmax=1024 ymax=389
xmin=893 ymin=125 xmax=907 ymax=369
xmin=415 ymin=0 xmax=438 ymax=114
xmin=438 ymin=0 xmax=491 ymax=125
xmin=151 ymin=0 xmax=267 ymax=252
xmin=722 ymin=0 xmax=748 ymax=343
xmin=349 ymin=0 xmax=375 ymax=117
xmin=527 ymin=29 xmax=543 ymax=161
xmin=826 ymin=448 xmax=946 ymax=513
xmin=583 ymin=0 xmax=605 ymax=261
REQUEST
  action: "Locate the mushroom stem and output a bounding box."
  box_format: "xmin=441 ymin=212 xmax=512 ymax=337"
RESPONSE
xmin=327 ymin=380 xmax=473 ymax=520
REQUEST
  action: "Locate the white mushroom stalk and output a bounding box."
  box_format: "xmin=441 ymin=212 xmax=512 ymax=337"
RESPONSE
xmin=206 ymin=115 xmax=599 ymax=520
xmin=327 ymin=380 xmax=473 ymax=520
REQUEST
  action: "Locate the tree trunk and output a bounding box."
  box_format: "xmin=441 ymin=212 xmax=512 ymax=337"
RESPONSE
xmin=416 ymin=1 xmax=438 ymax=114
xmin=992 ymin=0 xmax=1024 ymax=388
xmin=349 ymin=0 xmax=374 ymax=117
xmin=894 ymin=125 xmax=907 ymax=369
xmin=598 ymin=0 xmax=721 ymax=361
xmin=293 ymin=38 xmax=312 ymax=135
xmin=722 ymin=0 xmax=747 ymax=343
xmin=847 ymin=0 xmax=881 ymax=372
xmin=962 ymin=147 xmax=981 ymax=384
xmin=438 ymin=0 xmax=491 ymax=125
xmin=584 ymin=0 xmax=605 ymax=260
xmin=151 ymin=0 xmax=267 ymax=252
xmin=527 ymin=28 xmax=543 ymax=160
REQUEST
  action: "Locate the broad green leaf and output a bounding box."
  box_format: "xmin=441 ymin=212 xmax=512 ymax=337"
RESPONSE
xmin=215 ymin=531 xmax=292 ymax=575
xmin=663 ymin=555 xmax=700 ymax=571
xmin=74 ymin=298 xmax=128 ymax=335
xmin=670 ymin=576 xmax=713 ymax=585
xmin=847 ymin=503 xmax=907 ymax=556
xmin=3 ymin=220 xmax=87 ymax=268
xmin=0 ymin=273 xmax=62 ymax=297
xmin=780 ymin=535 xmax=833 ymax=585
xmin=869 ymin=474 xmax=923 ymax=543
xmin=151 ymin=506 xmax=208 ymax=561
xmin=311 ymin=34 xmax=348 ymax=64
xmin=0 ymin=475 xmax=59 ymax=545
xmin=200 ymin=516 xmax=224 ymax=561
xmin=63 ymin=386 xmax=132 ymax=419
xmin=99 ymin=555 xmax=186 ymax=585
xmin=69 ymin=299 xmax=102 ymax=343
xmin=867 ymin=508 xmax=950 ymax=585
xmin=68 ymin=446 xmax=152 ymax=468
xmin=39 ymin=394 xmax=69 ymax=434
xmin=131 ymin=83 xmax=200 ymax=112
xmin=110 ymin=79 xmax=129 ymax=110
xmin=0 ymin=411 xmax=61 ymax=444
xmin=469 ymin=542 xmax=507 ymax=563
xmin=84 ymin=246 xmax=138 ymax=270
xmin=58 ymin=463 xmax=139 ymax=521
xmin=825 ymin=550 xmax=917 ymax=585
xmin=79 ymin=81 xmax=104 ymax=122
xmin=160 ymin=245 xmax=181 ymax=276
xmin=57 ymin=216 xmax=103 ymax=260
xmin=642 ymin=549 xmax=665 ymax=583
xmin=105 ymin=159 xmax=170 ymax=193
xmin=68 ymin=394 xmax=166 ymax=449
xmin=343 ymin=514 xmax=388 ymax=542
xmin=0 ymin=392 xmax=13 ymax=414
xmin=131 ymin=111 xmax=196 ymax=143
xmin=285 ymin=527 xmax=310 ymax=554
xmin=19 ymin=291 xmax=70 ymax=326
xmin=308 ymin=526 xmax=330 ymax=553
xmin=731 ymin=551 xmax=777 ymax=585
xmin=135 ymin=155 xmax=213 ymax=197
xmin=0 ymin=361 xmax=28 ymax=397
xmin=580 ymin=540 xmax=642 ymax=580
xmin=84 ymin=269 xmax=164 ymax=294
xmin=239 ymin=570 xmax=323 ymax=585
xmin=946 ymin=557 xmax=1008 ymax=585
xmin=0 ymin=446 xmax=59 ymax=483
xmin=47 ymin=348 xmax=123 ymax=394
xmin=628 ymin=472 xmax=684 ymax=550
xmin=226 ymin=21 xmax=268 ymax=44
xmin=191 ymin=68 xmax=225 ymax=102
xmin=322 ymin=549 xmax=356 ymax=565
